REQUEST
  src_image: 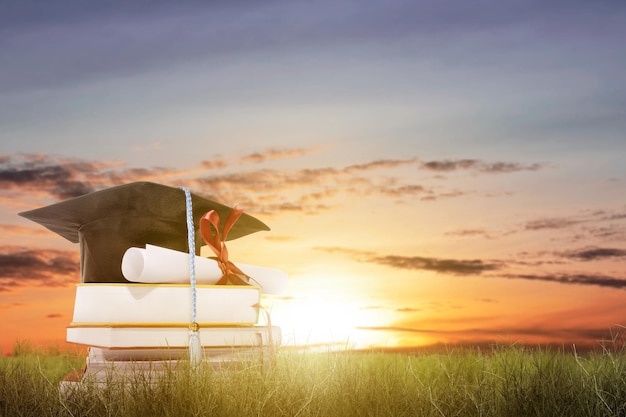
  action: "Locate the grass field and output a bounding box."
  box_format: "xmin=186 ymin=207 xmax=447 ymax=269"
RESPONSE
xmin=1 ymin=340 xmax=625 ymax=417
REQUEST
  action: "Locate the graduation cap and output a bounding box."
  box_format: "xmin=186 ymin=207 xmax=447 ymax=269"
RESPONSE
xmin=18 ymin=181 xmax=269 ymax=284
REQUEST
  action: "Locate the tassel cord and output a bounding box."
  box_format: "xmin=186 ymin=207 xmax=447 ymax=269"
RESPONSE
xmin=180 ymin=186 xmax=201 ymax=367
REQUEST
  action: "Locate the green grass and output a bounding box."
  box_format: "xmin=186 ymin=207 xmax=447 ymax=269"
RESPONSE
xmin=1 ymin=341 xmax=626 ymax=417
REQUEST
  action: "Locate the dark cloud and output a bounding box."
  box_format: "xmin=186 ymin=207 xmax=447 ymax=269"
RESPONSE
xmin=317 ymin=247 xmax=500 ymax=275
xmin=372 ymin=255 xmax=499 ymax=275
xmin=445 ymin=228 xmax=493 ymax=239
xmin=420 ymin=190 xmax=471 ymax=201
xmin=573 ymin=225 xmax=626 ymax=243
xmin=346 ymin=158 xmax=417 ymax=172
xmin=0 ymin=246 xmax=79 ymax=291
xmin=46 ymin=313 xmax=63 ymax=319
xmin=381 ymin=184 xmax=430 ymax=197
xmin=501 ymin=273 xmax=626 ymax=290
xmin=605 ymin=212 xmax=626 ymax=221
xmin=516 ymin=211 xmax=626 ymax=247
xmin=419 ymin=159 xmax=544 ymax=174
xmin=0 ymin=154 xmax=187 ymax=201
xmin=0 ymin=154 xmax=107 ymax=199
xmin=524 ymin=209 xmax=626 ymax=234
xmin=420 ymin=159 xmax=478 ymax=172
xmin=0 ymin=159 xmax=95 ymax=199
xmin=318 ymin=245 xmax=626 ymax=290
xmin=525 ymin=217 xmax=582 ymax=230
xmin=561 ymin=247 xmax=626 ymax=261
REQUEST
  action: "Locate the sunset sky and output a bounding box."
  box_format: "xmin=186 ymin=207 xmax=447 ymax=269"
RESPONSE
xmin=1 ymin=0 xmax=626 ymax=355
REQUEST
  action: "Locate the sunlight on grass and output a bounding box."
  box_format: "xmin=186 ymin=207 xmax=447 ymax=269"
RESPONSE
xmin=1 ymin=340 xmax=625 ymax=417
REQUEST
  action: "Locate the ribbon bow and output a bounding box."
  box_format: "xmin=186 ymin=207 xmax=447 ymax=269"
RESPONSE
xmin=199 ymin=208 xmax=251 ymax=285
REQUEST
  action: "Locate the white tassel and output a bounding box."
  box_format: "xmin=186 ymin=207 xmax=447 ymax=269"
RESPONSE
xmin=189 ymin=328 xmax=202 ymax=367
xmin=179 ymin=187 xmax=202 ymax=369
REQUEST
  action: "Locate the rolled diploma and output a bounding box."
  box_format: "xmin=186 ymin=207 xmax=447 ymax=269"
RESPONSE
xmin=121 ymin=244 xmax=288 ymax=294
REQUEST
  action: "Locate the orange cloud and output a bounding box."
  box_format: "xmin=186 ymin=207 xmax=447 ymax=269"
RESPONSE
xmin=237 ymin=147 xmax=322 ymax=164
xmin=0 ymin=224 xmax=53 ymax=237
xmin=0 ymin=152 xmax=552 ymax=217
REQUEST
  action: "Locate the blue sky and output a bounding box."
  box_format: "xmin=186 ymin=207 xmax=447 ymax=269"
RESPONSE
xmin=1 ymin=0 xmax=626 ymax=353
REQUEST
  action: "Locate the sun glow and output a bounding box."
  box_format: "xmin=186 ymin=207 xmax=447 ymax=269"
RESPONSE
xmin=262 ymin=280 xmax=399 ymax=350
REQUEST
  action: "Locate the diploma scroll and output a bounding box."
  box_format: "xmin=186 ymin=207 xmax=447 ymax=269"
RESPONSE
xmin=121 ymin=244 xmax=287 ymax=294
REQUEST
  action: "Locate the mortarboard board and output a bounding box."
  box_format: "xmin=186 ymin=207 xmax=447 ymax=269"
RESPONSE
xmin=18 ymin=181 xmax=270 ymax=284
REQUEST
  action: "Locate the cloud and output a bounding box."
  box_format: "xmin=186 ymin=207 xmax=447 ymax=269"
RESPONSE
xmin=501 ymin=273 xmax=626 ymax=290
xmin=0 ymin=246 xmax=79 ymax=292
xmin=0 ymin=154 xmax=117 ymax=200
xmin=372 ymin=255 xmax=499 ymax=275
xmin=524 ymin=209 xmax=626 ymax=234
xmin=419 ymin=189 xmax=472 ymax=202
xmin=578 ymin=225 xmax=626 ymax=242
xmin=195 ymin=158 xmax=484 ymax=212
xmin=200 ymin=159 xmax=228 ymax=170
xmin=380 ymin=184 xmax=431 ymax=197
xmin=0 ymin=155 xmax=96 ymax=199
xmin=444 ymin=228 xmax=494 ymax=239
xmin=0 ymin=153 xmax=198 ymax=201
xmin=318 ymin=245 xmax=626 ymax=290
xmin=419 ymin=159 xmax=544 ymax=174
xmin=0 ymin=224 xmax=53 ymax=237
xmin=560 ymin=247 xmax=626 ymax=261
xmin=317 ymin=247 xmax=500 ymax=275
xmin=345 ymin=158 xmax=417 ymax=172
xmin=604 ymin=212 xmax=626 ymax=221
xmin=46 ymin=313 xmax=63 ymax=319
xmin=525 ymin=217 xmax=582 ymax=230
xmin=237 ymin=147 xmax=321 ymax=164
xmin=1 ymin=152 xmax=549 ymax=217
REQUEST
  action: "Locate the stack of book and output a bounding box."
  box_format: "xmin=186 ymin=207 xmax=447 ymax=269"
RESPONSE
xmin=64 ymin=283 xmax=281 ymax=386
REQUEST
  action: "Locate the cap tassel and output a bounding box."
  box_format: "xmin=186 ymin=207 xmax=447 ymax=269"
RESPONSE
xmin=180 ymin=186 xmax=202 ymax=368
xmin=188 ymin=323 xmax=202 ymax=367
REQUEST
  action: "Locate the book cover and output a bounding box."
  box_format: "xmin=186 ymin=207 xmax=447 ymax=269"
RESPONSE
xmin=71 ymin=283 xmax=261 ymax=326
xmin=67 ymin=324 xmax=281 ymax=349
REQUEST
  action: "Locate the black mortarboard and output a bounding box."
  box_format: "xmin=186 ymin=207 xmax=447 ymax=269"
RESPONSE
xmin=18 ymin=181 xmax=269 ymax=283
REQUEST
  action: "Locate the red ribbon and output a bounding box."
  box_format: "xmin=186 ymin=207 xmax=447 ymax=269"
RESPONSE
xmin=199 ymin=208 xmax=250 ymax=286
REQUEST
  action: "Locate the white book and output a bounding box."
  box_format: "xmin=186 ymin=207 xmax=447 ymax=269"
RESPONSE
xmin=66 ymin=324 xmax=281 ymax=349
xmin=61 ymin=342 xmax=280 ymax=387
xmin=70 ymin=283 xmax=261 ymax=326
xmin=86 ymin=345 xmax=277 ymax=364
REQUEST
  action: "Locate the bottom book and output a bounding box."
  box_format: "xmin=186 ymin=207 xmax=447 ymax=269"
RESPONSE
xmin=67 ymin=325 xmax=281 ymax=349
xmin=76 ymin=346 xmax=276 ymax=383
